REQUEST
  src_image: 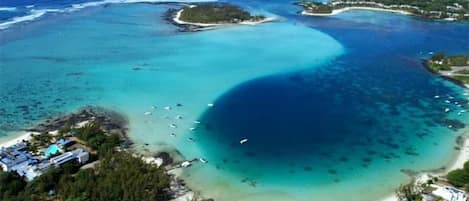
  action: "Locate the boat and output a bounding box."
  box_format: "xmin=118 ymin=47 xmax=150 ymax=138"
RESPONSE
xmin=188 ymin=137 xmax=195 ymax=142
xmin=175 ymin=115 xmax=183 ymax=119
xmin=240 ymin=138 xmax=248 ymax=144
xmin=189 ymin=127 xmax=196 ymax=131
xmin=207 ymin=103 xmax=214 ymax=107
xmin=144 ymin=111 xmax=152 ymax=115
xmin=151 ymin=105 xmax=157 ymax=109
xmin=445 ymin=100 xmax=451 ymax=103
xmin=434 ymin=95 xmax=440 ymax=99
xmin=170 ymin=133 xmax=176 ymax=137
xmin=164 ymin=106 xmax=172 ymax=110
xmin=169 ymin=123 xmax=177 ymax=128
xmin=193 ymin=120 xmax=201 ymax=124
xmin=445 ymin=108 xmax=450 ymax=113
xmin=199 ymin=158 xmax=208 ymax=163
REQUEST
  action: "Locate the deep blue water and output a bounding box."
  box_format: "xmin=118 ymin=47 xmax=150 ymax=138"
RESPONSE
xmin=1 ymin=0 xmax=469 ymax=200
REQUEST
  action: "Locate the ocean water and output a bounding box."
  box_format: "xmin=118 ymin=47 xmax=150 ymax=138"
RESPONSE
xmin=0 ymin=1 xmax=468 ymax=201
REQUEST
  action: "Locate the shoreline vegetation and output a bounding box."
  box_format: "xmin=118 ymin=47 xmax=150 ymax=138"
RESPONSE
xmin=166 ymin=3 xmax=276 ymax=32
xmin=296 ymin=0 xmax=469 ymax=21
xmin=380 ymin=53 xmax=469 ymax=201
xmin=0 ymin=107 xmax=213 ymax=201
xmin=425 ymin=53 xmax=469 ymax=89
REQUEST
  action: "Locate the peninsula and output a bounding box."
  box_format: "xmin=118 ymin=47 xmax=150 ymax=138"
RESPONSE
xmin=0 ymin=108 xmax=212 ymax=201
xmin=297 ymin=0 xmax=469 ymax=21
xmin=169 ymin=4 xmax=274 ymax=31
xmin=426 ymin=53 xmax=469 ymax=88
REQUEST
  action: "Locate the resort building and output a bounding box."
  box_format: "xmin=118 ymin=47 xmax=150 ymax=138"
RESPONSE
xmin=428 ymin=185 xmax=468 ymax=201
xmin=0 ymin=143 xmax=34 ymax=172
xmin=0 ymin=140 xmax=89 ymax=181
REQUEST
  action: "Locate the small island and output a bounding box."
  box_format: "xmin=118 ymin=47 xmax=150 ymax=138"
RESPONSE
xmin=427 ymin=53 xmax=469 ymax=88
xmin=296 ymin=0 xmax=469 ymax=21
xmin=169 ymin=4 xmax=274 ymax=31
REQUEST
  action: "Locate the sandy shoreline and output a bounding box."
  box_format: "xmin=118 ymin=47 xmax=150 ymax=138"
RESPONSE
xmin=380 ymin=133 xmax=469 ymax=201
xmin=301 ymin=6 xmax=412 ymax=17
xmin=172 ymin=8 xmax=276 ymax=28
xmin=0 ymin=131 xmax=34 ymax=148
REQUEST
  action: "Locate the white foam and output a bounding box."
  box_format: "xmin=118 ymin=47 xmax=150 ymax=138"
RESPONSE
xmin=0 ymin=7 xmax=17 ymax=12
xmin=0 ymin=0 xmax=216 ymax=30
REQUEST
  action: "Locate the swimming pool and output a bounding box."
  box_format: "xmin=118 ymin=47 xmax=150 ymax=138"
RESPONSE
xmin=45 ymin=144 xmax=60 ymax=158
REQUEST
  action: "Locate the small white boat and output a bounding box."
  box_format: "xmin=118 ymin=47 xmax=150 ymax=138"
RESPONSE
xmin=151 ymin=105 xmax=157 ymax=109
xmin=445 ymin=108 xmax=450 ymax=113
xmin=445 ymin=100 xmax=451 ymax=104
xmin=175 ymin=115 xmax=183 ymax=119
xmin=169 ymin=123 xmax=177 ymax=128
xmin=189 ymin=127 xmax=196 ymax=131
xmin=170 ymin=133 xmax=176 ymax=137
xmin=448 ymin=125 xmax=453 ymax=128
xmin=144 ymin=111 xmax=152 ymax=115
xmin=240 ymin=138 xmax=248 ymax=144
xmin=164 ymin=106 xmax=172 ymax=110
xmin=188 ymin=137 xmax=195 ymax=142
xmin=193 ymin=120 xmax=201 ymax=124
xmin=181 ymin=161 xmax=191 ymax=168
xmin=434 ymin=95 xmax=440 ymax=99
xmin=199 ymin=158 xmax=208 ymax=163
xmin=207 ymin=103 xmax=214 ymax=107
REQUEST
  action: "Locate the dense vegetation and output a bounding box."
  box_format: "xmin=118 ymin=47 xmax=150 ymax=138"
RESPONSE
xmin=428 ymin=53 xmax=469 ymax=84
xmin=296 ymin=2 xmax=333 ymax=13
xmin=298 ymin=0 xmax=469 ymax=20
xmin=179 ymin=4 xmax=265 ymax=24
xmin=75 ymin=123 xmax=121 ymax=155
xmin=0 ymin=123 xmax=171 ymax=201
xmin=446 ymin=160 xmax=469 ymax=191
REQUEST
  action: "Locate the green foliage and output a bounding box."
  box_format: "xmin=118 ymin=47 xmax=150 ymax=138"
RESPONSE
xmin=0 ymin=152 xmax=170 ymax=201
xmin=446 ymin=160 xmax=469 ymax=187
xmin=431 ymin=52 xmax=446 ymax=61
xmin=298 ymin=2 xmax=333 ymax=13
xmin=429 ymin=63 xmax=452 ymax=71
xmin=396 ymin=183 xmax=422 ymax=201
xmin=451 ymin=76 xmax=469 ymax=84
xmin=179 ymin=4 xmax=263 ymax=24
xmin=447 ymin=55 xmax=469 ymax=66
xmin=58 ymin=152 xmax=170 ymax=201
xmin=75 ymin=123 xmax=120 ymax=155
xmin=0 ymin=171 xmax=26 ymax=199
xmin=299 ymin=0 xmax=469 ymax=20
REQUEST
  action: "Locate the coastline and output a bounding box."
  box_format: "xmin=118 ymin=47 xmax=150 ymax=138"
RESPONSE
xmin=301 ymin=6 xmax=412 ymax=16
xmin=380 ymin=133 xmax=469 ymax=201
xmin=172 ymin=7 xmax=277 ymax=30
xmin=0 ymin=131 xmax=33 ymax=148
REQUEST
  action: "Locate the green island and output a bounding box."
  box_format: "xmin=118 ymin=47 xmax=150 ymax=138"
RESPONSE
xmin=0 ymin=108 xmax=206 ymax=201
xmin=427 ymin=53 xmax=469 ymax=86
xmin=297 ymin=0 xmax=469 ymax=21
xmin=177 ymin=4 xmax=266 ymax=24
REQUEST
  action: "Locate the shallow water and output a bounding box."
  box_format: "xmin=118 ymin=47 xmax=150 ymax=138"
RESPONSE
xmin=0 ymin=1 xmax=468 ymax=201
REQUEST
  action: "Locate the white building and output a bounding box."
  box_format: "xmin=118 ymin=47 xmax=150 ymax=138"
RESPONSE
xmin=431 ymin=184 xmax=468 ymax=201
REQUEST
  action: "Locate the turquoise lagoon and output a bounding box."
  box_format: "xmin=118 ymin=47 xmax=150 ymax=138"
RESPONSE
xmin=0 ymin=2 xmax=469 ymax=201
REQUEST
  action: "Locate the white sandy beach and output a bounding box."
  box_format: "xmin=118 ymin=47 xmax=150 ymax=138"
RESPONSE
xmin=0 ymin=132 xmax=34 ymax=149
xmin=302 ymin=7 xmax=412 ymax=17
xmin=380 ymin=134 xmax=469 ymax=201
